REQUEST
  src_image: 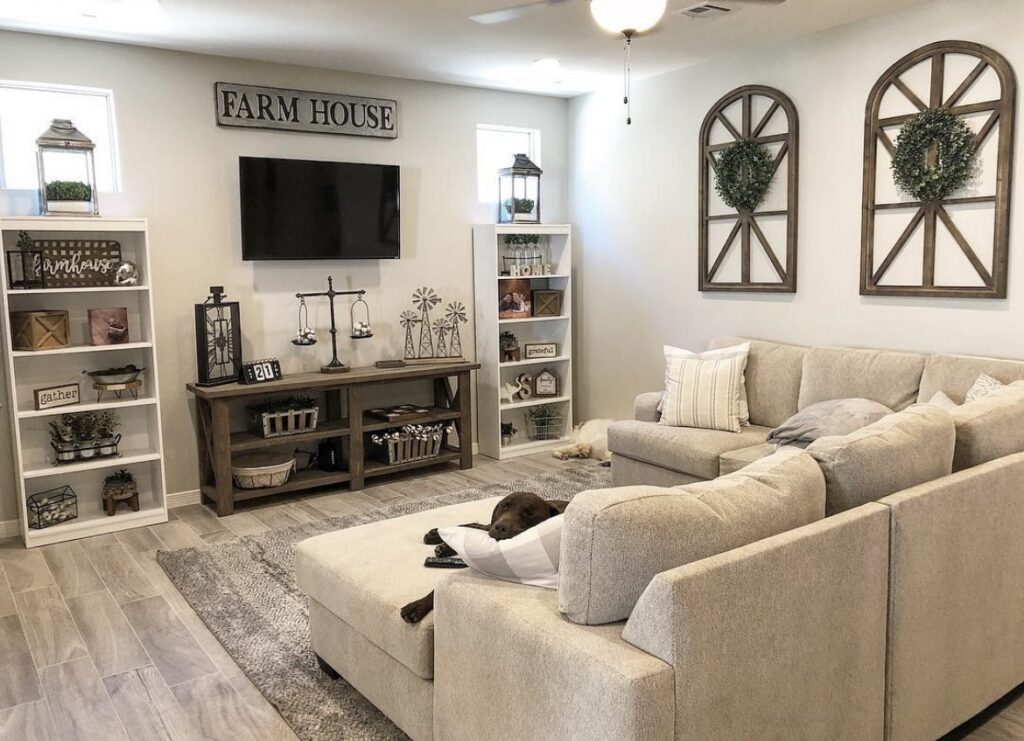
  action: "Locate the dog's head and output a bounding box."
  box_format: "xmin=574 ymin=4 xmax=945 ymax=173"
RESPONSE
xmin=488 ymin=491 xmax=563 ymax=541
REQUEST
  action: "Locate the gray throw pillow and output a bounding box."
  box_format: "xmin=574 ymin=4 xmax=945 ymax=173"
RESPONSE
xmin=767 ymin=398 xmax=894 ymax=449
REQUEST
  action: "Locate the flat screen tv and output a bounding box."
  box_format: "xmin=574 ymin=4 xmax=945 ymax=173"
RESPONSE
xmin=240 ymin=156 xmax=400 ymax=260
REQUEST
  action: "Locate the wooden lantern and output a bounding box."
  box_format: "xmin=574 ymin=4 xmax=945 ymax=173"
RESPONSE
xmin=10 ymin=310 xmax=70 ymax=351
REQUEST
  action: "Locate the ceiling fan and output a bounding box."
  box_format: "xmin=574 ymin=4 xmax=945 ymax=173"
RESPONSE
xmin=470 ymin=0 xmax=787 ymax=125
xmin=470 ymin=0 xmax=787 ymax=28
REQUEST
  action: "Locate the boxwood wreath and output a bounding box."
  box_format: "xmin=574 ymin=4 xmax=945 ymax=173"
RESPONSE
xmin=891 ymin=108 xmax=976 ymax=202
xmin=714 ymin=140 xmax=774 ymax=212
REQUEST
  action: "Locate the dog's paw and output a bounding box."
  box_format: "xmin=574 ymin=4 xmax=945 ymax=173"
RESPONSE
xmin=423 ymin=528 xmax=443 ymax=545
xmin=552 ymin=450 xmax=570 ymax=460
xmin=434 ymin=543 xmax=457 ymax=558
xmin=401 ymin=601 xmax=431 ymax=624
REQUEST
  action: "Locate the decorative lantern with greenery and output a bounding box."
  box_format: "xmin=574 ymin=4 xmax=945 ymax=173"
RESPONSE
xmin=498 ymin=153 xmax=542 ymax=224
xmin=36 ymin=119 xmax=99 ymax=217
xmin=6 ymin=230 xmax=44 ymax=289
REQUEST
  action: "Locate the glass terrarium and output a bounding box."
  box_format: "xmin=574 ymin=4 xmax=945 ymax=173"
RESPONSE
xmin=27 ymin=486 xmax=78 ymax=529
xmin=498 ymin=153 xmax=542 ymax=224
xmin=37 ymin=119 xmax=99 ymax=217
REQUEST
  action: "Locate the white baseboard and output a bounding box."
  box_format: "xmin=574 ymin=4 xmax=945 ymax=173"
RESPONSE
xmin=165 ymin=443 xmax=480 ymax=510
xmin=0 ymin=519 xmax=20 ymax=539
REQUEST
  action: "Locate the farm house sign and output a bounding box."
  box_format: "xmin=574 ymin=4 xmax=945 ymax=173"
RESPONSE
xmin=215 ymin=82 xmax=398 ymax=139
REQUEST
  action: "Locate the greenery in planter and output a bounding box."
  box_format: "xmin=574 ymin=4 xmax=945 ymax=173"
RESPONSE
xmin=500 ymin=331 xmax=519 ymax=350
xmin=70 ymin=412 xmax=98 ymax=443
xmin=247 ymin=395 xmax=318 ymax=416
xmin=714 ymin=139 xmax=774 ymax=212
xmin=96 ymin=411 xmax=121 ymax=439
xmin=48 ymin=416 xmax=75 ymax=445
xmin=503 ymin=197 xmax=536 ymax=215
xmin=891 ymin=108 xmax=976 ymax=202
xmin=45 ymin=180 xmax=93 ymax=202
xmin=103 ymin=468 xmax=136 ymax=492
xmin=16 ymin=231 xmax=32 ymax=250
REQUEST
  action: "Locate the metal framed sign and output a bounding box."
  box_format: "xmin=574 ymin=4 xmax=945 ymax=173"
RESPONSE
xmin=34 ymin=383 xmax=80 ymax=411
xmin=215 ymin=82 xmax=398 ymax=140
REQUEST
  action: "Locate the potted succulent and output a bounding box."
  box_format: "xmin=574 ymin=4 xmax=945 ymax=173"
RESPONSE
xmin=48 ymin=415 xmax=77 ymax=463
xmin=500 ymin=330 xmax=520 ymax=362
xmin=501 ymin=422 xmax=518 ymax=447
xmin=70 ymin=412 xmax=99 ymax=458
xmin=503 ymin=197 xmax=536 ymax=223
xmin=45 ymin=180 xmax=94 ymax=214
xmin=95 ymin=411 xmax=121 ymax=456
xmin=102 ymin=469 xmax=138 ymax=516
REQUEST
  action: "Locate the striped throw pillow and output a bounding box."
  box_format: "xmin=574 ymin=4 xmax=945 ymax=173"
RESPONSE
xmin=660 ymin=355 xmax=745 ymax=433
xmin=438 ymin=516 xmax=563 ymax=590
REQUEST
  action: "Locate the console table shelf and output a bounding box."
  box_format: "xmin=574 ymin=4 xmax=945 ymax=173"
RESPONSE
xmin=187 ymin=361 xmax=478 ymax=515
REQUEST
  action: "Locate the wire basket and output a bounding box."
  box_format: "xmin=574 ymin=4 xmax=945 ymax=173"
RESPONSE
xmin=525 ymin=408 xmax=565 ymax=441
xmin=502 ymin=253 xmax=544 ymax=275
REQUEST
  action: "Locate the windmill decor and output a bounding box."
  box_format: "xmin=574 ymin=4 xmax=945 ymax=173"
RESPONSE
xmin=861 ymin=40 xmax=1016 ymax=299
xmin=402 ymin=288 xmax=470 ymax=364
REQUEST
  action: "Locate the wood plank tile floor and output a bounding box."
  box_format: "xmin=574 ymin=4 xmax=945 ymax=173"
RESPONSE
xmin=0 ymin=451 xmax=1020 ymax=740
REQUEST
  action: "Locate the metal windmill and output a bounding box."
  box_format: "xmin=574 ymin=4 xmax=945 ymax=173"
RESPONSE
xmin=412 ymin=287 xmax=441 ymax=358
xmin=432 ymin=318 xmax=450 ymax=359
xmin=445 ymin=301 xmax=468 ymax=358
xmin=400 ymin=310 xmax=420 ymax=360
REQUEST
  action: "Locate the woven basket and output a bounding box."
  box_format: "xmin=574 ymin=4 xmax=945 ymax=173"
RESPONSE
xmin=232 ymin=453 xmax=295 ymax=489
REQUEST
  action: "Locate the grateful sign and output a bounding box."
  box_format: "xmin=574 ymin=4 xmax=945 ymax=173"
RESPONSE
xmin=33 ymin=240 xmax=123 ymax=288
xmin=215 ymin=82 xmax=398 ymax=139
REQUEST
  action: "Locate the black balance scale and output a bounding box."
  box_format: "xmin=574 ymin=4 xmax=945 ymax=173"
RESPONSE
xmin=292 ymin=276 xmax=373 ymax=374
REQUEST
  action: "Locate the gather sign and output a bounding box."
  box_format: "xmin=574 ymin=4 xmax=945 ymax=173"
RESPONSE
xmin=215 ymin=82 xmax=398 ymax=140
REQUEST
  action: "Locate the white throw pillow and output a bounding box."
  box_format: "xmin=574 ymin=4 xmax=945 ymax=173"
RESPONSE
xmin=965 ymin=373 xmax=1004 ymax=403
xmin=662 ymin=342 xmax=751 ymax=425
xmin=438 ymin=516 xmax=563 ymax=590
xmin=660 ymin=354 xmax=746 ymax=433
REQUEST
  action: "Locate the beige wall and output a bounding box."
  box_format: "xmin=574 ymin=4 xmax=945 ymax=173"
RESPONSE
xmin=568 ymin=0 xmax=1024 ymax=422
xmin=0 ymin=31 xmax=568 ymax=520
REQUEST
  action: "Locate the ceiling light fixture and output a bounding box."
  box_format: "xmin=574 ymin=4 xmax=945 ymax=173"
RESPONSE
xmin=532 ymin=57 xmax=561 ymax=72
xmin=589 ymin=0 xmax=667 ymax=125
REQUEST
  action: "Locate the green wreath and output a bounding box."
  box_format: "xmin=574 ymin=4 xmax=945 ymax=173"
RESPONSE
xmin=714 ymin=140 xmax=774 ymax=212
xmin=891 ymin=109 xmax=976 ymax=202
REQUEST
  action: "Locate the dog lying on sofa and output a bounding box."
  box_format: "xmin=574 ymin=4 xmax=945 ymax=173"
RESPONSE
xmin=400 ymin=491 xmax=567 ymax=624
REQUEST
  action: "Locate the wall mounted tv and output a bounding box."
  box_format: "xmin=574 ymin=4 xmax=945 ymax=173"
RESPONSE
xmin=240 ymin=156 xmax=400 ymax=260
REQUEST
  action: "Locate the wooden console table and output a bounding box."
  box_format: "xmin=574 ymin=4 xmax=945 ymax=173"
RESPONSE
xmin=186 ymin=361 xmax=479 ymax=515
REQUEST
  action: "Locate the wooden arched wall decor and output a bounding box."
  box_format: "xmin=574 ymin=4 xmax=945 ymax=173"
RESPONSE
xmin=861 ymin=41 xmax=1016 ymax=298
xmin=699 ymin=85 xmax=799 ymax=293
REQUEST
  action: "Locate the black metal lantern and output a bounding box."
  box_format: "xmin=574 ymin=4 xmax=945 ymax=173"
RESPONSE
xmin=195 ymin=286 xmax=242 ymax=386
xmin=498 ymin=153 xmax=542 ymax=224
xmin=6 ymin=231 xmax=44 ymax=289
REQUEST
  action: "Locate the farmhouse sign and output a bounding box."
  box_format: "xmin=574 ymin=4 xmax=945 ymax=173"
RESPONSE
xmin=215 ymin=82 xmax=398 ymax=139
xmin=33 ymin=240 xmax=123 ymax=288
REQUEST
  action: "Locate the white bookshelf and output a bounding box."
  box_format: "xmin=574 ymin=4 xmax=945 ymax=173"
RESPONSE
xmin=473 ymin=224 xmax=574 ymax=459
xmin=0 ymin=217 xmax=168 ymax=547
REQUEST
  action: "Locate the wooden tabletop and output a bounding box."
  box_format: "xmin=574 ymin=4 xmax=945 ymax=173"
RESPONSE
xmin=186 ymin=360 xmax=480 ymax=400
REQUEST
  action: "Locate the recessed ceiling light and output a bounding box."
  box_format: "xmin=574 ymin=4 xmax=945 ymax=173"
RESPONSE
xmin=532 ymin=58 xmax=561 ymax=72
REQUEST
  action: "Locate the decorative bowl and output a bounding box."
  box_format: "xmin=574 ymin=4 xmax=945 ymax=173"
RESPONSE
xmin=83 ymin=364 xmax=145 ymax=385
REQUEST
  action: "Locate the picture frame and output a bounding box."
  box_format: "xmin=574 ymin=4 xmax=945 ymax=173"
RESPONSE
xmin=524 ymin=343 xmax=558 ymax=360
xmin=33 ymin=383 xmax=81 ymax=411
xmin=533 ymin=368 xmax=560 ymax=397
xmin=498 ymin=278 xmax=533 ymax=319
xmin=88 ymin=307 xmax=130 ymax=346
xmin=531 ymin=289 xmax=563 ymax=318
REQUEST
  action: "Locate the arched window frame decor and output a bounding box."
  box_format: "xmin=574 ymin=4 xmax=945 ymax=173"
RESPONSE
xmin=699 ymin=85 xmax=799 ymax=293
xmin=861 ymin=40 xmax=1016 ymax=299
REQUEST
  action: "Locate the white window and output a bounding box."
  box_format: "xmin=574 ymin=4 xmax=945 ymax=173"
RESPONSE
xmin=476 ymin=124 xmax=540 ymax=204
xmin=0 ymin=80 xmax=121 ymax=192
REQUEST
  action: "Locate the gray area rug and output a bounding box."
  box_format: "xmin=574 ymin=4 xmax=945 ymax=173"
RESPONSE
xmin=158 ymin=464 xmax=612 ymax=741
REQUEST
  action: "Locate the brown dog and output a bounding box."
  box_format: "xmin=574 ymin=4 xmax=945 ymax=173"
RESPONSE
xmin=400 ymin=492 xmax=567 ymax=624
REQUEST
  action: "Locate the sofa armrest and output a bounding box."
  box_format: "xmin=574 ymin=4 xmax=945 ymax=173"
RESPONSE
xmin=623 ymin=504 xmax=890 ymax=741
xmin=633 ymin=391 xmax=663 ymax=422
xmin=559 ymin=450 xmax=824 ymax=625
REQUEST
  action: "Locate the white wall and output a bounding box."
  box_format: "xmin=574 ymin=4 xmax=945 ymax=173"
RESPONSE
xmin=569 ymin=0 xmax=1024 ymax=422
xmin=0 ymin=31 xmax=568 ymax=522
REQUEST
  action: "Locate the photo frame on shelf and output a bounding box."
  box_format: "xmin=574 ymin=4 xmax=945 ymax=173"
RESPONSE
xmin=499 ymin=279 xmax=533 ymax=319
xmin=88 ymin=307 xmax=130 ymax=346
xmin=524 ymin=342 xmax=557 ymax=359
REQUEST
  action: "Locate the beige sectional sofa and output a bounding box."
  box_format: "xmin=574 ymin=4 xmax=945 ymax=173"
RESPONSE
xmin=296 ymin=337 xmax=1024 ymax=740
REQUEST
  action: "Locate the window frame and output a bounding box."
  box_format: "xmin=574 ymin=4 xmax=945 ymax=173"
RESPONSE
xmin=476 ymin=123 xmax=541 ymax=204
xmin=0 ymin=79 xmax=123 ymax=193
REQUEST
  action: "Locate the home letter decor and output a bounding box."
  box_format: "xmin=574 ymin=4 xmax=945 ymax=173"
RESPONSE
xmin=861 ymin=41 xmax=1016 ymax=298
xmin=699 ymin=85 xmax=799 ymax=292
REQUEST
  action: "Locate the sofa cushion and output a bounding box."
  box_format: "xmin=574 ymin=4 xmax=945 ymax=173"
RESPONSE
xmin=807 ymin=405 xmax=955 ymax=516
xmin=950 ymin=381 xmax=1024 ymax=471
xmin=559 ymin=449 xmax=826 ymax=625
xmin=295 ymin=496 xmax=501 ymax=679
xmin=917 ymin=353 xmax=1024 ymax=404
xmin=663 ymin=343 xmax=751 ymax=425
xmin=719 ymin=443 xmax=775 ymax=476
xmin=660 ymin=354 xmax=746 ymax=432
xmin=709 ymin=336 xmax=809 ymax=428
xmin=609 ymin=419 xmax=771 ymax=480
xmin=799 ymin=347 xmax=926 ymax=412
xmin=767 ymin=398 xmax=894 ymax=448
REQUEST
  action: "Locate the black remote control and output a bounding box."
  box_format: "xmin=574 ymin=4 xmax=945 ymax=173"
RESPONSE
xmin=424 ymin=556 xmax=468 ymax=569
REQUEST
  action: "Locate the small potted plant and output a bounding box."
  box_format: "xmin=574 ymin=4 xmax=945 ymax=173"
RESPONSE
xmin=503 ymin=197 xmax=536 ymax=223
xmin=102 ymin=469 xmax=139 ymax=516
xmin=501 ymin=422 xmax=518 ymax=447
xmin=500 ymin=330 xmax=520 ymax=362
xmin=48 ymin=415 xmax=77 ymax=463
xmin=70 ymin=412 xmax=98 ymax=459
xmin=95 ymin=411 xmax=121 ymax=456
xmin=247 ymin=395 xmax=320 ymax=438
xmin=45 ymin=180 xmax=94 ymax=214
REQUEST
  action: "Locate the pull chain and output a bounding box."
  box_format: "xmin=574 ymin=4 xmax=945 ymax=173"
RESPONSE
xmin=623 ymin=33 xmax=633 ymax=125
